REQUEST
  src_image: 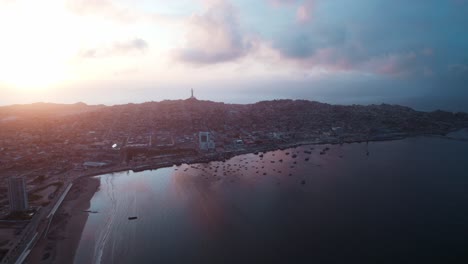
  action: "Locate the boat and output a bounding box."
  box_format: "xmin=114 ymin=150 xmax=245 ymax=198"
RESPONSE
xmin=128 ymin=216 xmax=138 ymax=220
xmin=82 ymin=210 xmax=99 ymax=214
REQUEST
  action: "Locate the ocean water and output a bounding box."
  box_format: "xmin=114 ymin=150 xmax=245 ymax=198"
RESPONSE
xmin=74 ymin=135 xmax=468 ymax=264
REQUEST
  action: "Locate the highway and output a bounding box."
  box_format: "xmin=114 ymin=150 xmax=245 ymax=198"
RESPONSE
xmin=44 ymin=183 xmax=73 ymax=237
xmin=2 ymin=182 xmax=74 ymax=264
xmin=13 ymin=233 xmax=37 ymax=264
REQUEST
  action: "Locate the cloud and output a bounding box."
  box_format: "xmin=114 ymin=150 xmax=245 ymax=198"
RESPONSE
xmin=79 ymin=38 xmax=148 ymax=58
xmin=67 ymin=0 xmax=137 ymax=22
xmin=266 ymin=0 xmax=468 ymax=79
xmin=448 ymin=63 xmax=468 ymax=76
xmin=266 ymin=0 xmax=314 ymax=23
xmin=114 ymin=38 xmax=148 ymax=52
xmin=268 ymin=0 xmax=298 ymax=7
xmin=361 ymin=52 xmax=420 ymax=76
xmin=274 ymin=22 xmax=347 ymax=59
xmin=67 ymin=0 xmax=180 ymax=24
xmin=296 ymin=0 xmax=314 ymax=23
xmin=174 ymin=0 xmax=252 ymax=64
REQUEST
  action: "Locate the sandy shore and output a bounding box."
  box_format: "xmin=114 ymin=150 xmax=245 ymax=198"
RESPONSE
xmin=27 ymin=176 xmax=100 ymax=264
xmin=23 ymin=131 xmax=466 ymax=263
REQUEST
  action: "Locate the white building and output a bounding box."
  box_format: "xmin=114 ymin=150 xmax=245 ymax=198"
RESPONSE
xmin=8 ymin=177 xmax=29 ymax=213
xmin=199 ymin=132 xmax=215 ymax=150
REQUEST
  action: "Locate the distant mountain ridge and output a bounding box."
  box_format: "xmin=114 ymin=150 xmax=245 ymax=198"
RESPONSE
xmin=1 ymin=99 xmax=467 ymax=130
xmin=0 ymin=102 xmax=106 ymax=119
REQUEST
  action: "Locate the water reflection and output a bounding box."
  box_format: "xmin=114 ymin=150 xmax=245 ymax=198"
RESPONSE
xmin=75 ymin=137 xmax=468 ymax=264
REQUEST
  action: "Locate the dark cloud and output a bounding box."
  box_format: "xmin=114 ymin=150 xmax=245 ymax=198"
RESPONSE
xmin=269 ymin=0 xmax=468 ymax=80
xmin=246 ymin=0 xmax=468 ymax=107
xmin=79 ymin=38 xmax=148 ymax=58
xmin=275 ymin=22 xmax=346 ymax=58
xmin=175 ymin=0 xmax=252 ymax=64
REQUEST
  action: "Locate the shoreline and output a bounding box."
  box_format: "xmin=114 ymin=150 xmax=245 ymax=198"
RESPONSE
xmin=26 ymin=130 xmax=468 ymax=263
xmin=27 ymin=177 xmax=100 ymax=264
xmin=86 ymin=130 xmax=466 ymax=177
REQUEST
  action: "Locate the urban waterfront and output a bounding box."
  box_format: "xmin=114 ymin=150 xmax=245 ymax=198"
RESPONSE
xmin=74 ymin=136 xmax=468 ymax=264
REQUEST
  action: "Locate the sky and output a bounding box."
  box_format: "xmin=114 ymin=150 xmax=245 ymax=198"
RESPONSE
xmin=0 ymin=0 xmax=467 ymax=111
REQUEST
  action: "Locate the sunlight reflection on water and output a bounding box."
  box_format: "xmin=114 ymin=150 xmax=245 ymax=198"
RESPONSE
xmin=74 ymin=137 xmax=468 ymax=264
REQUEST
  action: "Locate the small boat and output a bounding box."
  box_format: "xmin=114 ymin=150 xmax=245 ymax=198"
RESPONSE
xmin=128 ymin=216 xmax=138 ymax=220
xmin=82 ymin=210 xmax=99 ymax=214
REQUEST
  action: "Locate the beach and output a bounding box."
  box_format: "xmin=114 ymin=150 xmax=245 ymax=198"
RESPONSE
xmin=70 ymin=136 xmax=468 ymax=263
xmin=24 ymin=131 xmax=468 ymax=263
xmin=27 ymin=177 xmax=100 ymax=264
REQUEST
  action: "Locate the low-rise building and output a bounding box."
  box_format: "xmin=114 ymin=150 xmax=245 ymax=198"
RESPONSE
xmin=199 ymin=132 xmax=215 ymax=150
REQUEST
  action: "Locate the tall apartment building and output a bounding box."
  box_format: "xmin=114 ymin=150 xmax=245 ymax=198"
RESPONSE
xmin=8 ymin=177 xmax=29 ymax=212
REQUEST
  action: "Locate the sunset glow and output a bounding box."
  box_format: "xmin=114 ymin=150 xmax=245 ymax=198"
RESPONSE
xmin=0 ymin=0 xmax=467 ymax=110
xmin=2 ymin=1 xmax=468 ymax=263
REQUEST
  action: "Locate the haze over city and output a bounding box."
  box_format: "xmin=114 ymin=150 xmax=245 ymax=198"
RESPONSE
xmin=1 ymin=0 xmax=467 ymax=110
xmin=2 ymin=1 xmax=468 ymax=264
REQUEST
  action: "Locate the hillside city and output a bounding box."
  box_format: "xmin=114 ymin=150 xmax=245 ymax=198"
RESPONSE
xmin=2 ymin=96 xmax=468 ymax=208
xmin=1 ymin=95 xmax=468 ymax=262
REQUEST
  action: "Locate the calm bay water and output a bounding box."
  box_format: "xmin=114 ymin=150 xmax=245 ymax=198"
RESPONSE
xmin=74 ymin=135 xmax=468 ymax=264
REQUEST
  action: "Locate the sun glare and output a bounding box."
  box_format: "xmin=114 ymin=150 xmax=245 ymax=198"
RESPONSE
xmin=0 ymin=58 xmax=69 ymax=91
xmin=0 ymin=1 xmax=74 ymax=91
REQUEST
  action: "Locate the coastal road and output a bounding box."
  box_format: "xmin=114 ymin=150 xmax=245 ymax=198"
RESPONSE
xmin=6 ymin=183 xmax=74 ymax=264
xmin=44 ymin=183 xmax=73 ymax=236
xmin=13 ymin=233 xmax=37 ymax=264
